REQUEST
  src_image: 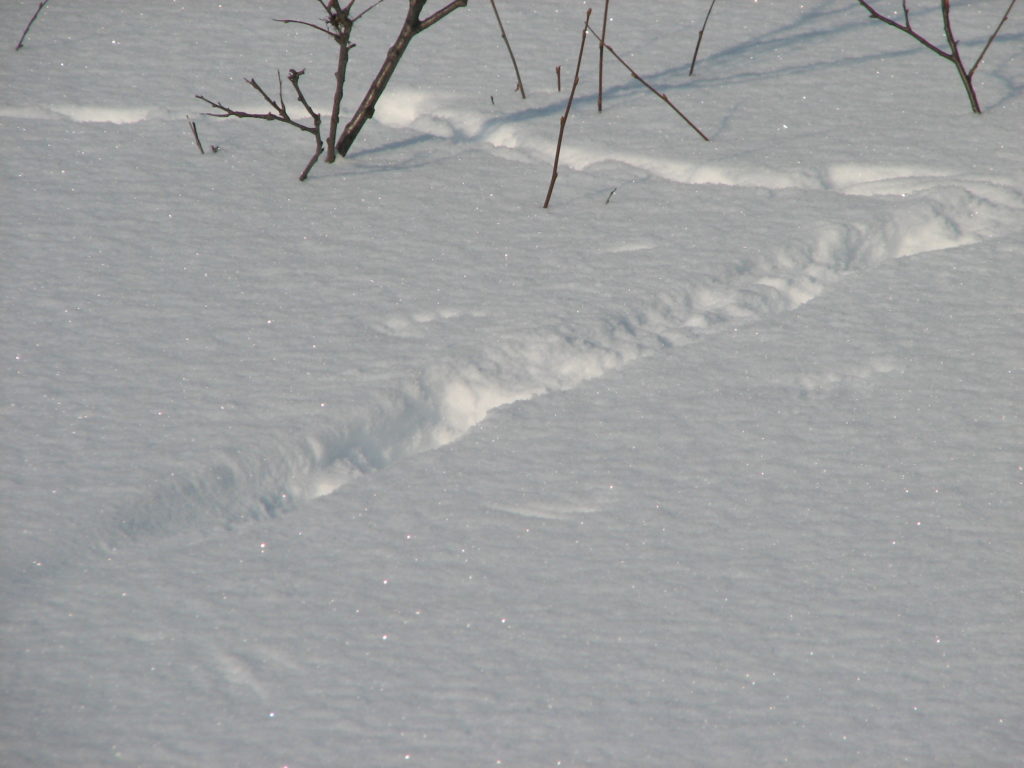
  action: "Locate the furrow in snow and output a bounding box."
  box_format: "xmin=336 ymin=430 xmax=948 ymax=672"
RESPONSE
xmin=101 ymin=179 xmax=1019 ymax=551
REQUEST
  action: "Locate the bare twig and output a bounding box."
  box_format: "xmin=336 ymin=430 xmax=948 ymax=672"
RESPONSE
xmin=968 ymin=0 xmax=1018 ymax=79
xmin=556 ymin=65 xmax=562 ymax=92
xmin=543 ymin=9 xmax=591 ymax=209
xmin=689 ymin=0 xmax=717 ymax=77
xmin=16 ymin=0 xmax=50 ymax=51
xmin=588 ymin=22 xmax=709 ymax=141
xmin=598 ymin=0 xmax=610 ymax=111
xmin=196 ymin=69 xmax=324 ymax=180
xmin=489 ymin=0 xmax=526 ymax=98
xmin=856 ymin=0 xmax=1018 ymax=114
xmin=187 ymin=115 xmax=205 ymax=154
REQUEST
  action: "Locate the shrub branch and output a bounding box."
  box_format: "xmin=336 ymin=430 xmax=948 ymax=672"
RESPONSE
xmin=856 ymin=0 xmax=1018 ymax=114
xmin=15 ymin=0 xmax=49 ymax=51
xmin=197 ymin=69 xmax=324 ymax=181
xmin=543 ymin=9 xmax=591 ymax=209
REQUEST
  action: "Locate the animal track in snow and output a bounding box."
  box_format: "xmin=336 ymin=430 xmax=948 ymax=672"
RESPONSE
xmin=75 ymin=94 xmax=1021 ymax=548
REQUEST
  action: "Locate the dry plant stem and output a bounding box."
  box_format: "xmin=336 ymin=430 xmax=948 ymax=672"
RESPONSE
xmin=598 ymin=0 xmax=610 ymax=111
xmin=336 ymin=0 xmax=468 ymax=157
xmin=543 ymin=9 xmax=591 ymax=209
xmin=196 ymin=69 xmax=324 ymax=180
xmin=15 ymin=0 xmax=49 ymax=51
xmin=588 ymin=23 xmax=709 ymax=141
xmin=856 ymin=0 xmax=1018 ymax=114
xmin=689 ymin=0 xmax=717 ymax=77
xmin=969 ymin=0 xmax=1018 ymax=79
xmin=187 ymin=116 xmax=205 ymax=154
xmin=556 ymin=65 xmax=562 ymax=92
xmin=489 ymin=0 xmax=526 ymax=98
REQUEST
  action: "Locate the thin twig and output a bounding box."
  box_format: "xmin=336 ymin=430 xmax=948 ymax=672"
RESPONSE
xmin=543 ymin=9 xmax=591 ymax=209
xmin=588 ymin=23 xmax=709 ymax=141
xmin=15 ymin=0 xmax=50 ymax=51
xmin=489 ymin=0 xmax=526 ymax=98
xmin=351 ymin=0 xmax=385 ymax=23
xmin=598 ymin=0 xmax=610 ymax=111
xmin=187 ymin=115 xmax=205 ymax=154
xmin=689 ymin=0 xmax=717 ymax=77
xmin=196 ymin=69 xmax=324 ymax=180
xmin=274 ymin=18 xmax=336 ymax=37
xmin=968 ymin=0 xmax=1018 ymax=79
xmin=556 ymin=65 xmax=562 ymax=92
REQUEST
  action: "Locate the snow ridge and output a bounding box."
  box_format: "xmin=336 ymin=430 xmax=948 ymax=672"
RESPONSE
xmin=103 ymin=175 xmax=1020 ymax=550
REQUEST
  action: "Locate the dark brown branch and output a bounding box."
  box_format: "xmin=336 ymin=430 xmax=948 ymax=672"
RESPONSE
xmin=187 ymin=115 xmax=205 ymax=154
xmin=856 ymin=0 xmax=950 ymax=60
xmin=419 ymin=0 xmax=467 ymax=32
xmin=275 ymin=18 xmax=337 ymax=37
xmin=288 ymin=70 xmax=325 ymax=180
xmin=543 ymin=9 xmax=591 ymax=209
xmin=967 ymin=0 xmax=1017 ymax=79
xmin=598 ymin=0 xmax=609 ymax=110
xmin=351 ymin=0 xmax=385 ymax=23
xmin=336 ymin=0 xmax=468 ymax=158
xmin=856 ymin=0 xmax=1017 ymax=114
xmin=588 ymin=23 xmax=709 ymax=141
xmin=689 ymin=0 xmax=717 ymax=77
xmin=15 ymin=0 xmax=50 ymax=51
xmin=196 ymin=69 xmax=324 ymax=180
xmin=324 ymin=0 xmax=355 ymax=162
xmin=489 ymin=0 xmax=526 ymax=98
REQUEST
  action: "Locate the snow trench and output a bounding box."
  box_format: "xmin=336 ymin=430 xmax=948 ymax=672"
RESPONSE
xmin=97 ymin=98 xmax=1023 ymax=549
xmin=102 ymin=178 xmax=1020 ymax=550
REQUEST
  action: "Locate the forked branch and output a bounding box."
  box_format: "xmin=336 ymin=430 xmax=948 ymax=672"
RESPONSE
xmin=856 ymin=0 xmax=1018 ymax=114
xmin=196 ymin=69 xmax=324 ymax=180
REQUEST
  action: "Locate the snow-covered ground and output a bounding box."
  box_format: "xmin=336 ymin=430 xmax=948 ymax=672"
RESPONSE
xmin=2 ymin=1 xmax=1022 ymax=765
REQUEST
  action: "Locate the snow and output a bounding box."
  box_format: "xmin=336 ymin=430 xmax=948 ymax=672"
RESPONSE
xmin=2 ymin=1 xmax=1022 ymax=765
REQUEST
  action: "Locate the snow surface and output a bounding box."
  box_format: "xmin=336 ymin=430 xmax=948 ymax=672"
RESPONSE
xmin=2 ymin=1 xmax=1023 ymax=765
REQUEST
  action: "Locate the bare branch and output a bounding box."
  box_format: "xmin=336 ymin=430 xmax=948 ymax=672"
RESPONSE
xmin=543 ymin=9 xmax=591 ymax=209
xmin=855 ymin=0 xmax=951 ymax=60
xmin=588 ymin=23 xmax=709 ymax=141
xmin=489 ymin=0 xmax=526 ymax=98
xmin=15 ymin=0 xmax=50 ymax=51
xmin=352 ymin=0 xmax=386 ymax=23
xmin=419 ymin=0 xmax=468 ymax=33
xmin=855 ymin=0 xmax=1016 ymax=113
xmin=968 ymin=0 xmax=1018 ymax=79
xmin=195 ymin=68 xmax=324 ymax=181
xmin=186 ymin=115 xmax=205 ymax=154
xmin=598 ymin=0 xmax=610 ymax=110
xmin=336 ymin=0 xmax=469 ymax=157
xmin=274 ymin=18 xmax=337 ymax=38
xmin=689 ymin=0 xmax=717 ymax=77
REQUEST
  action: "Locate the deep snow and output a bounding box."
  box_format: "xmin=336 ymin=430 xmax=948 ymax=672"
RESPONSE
xmin=2 ymin=1 xmax=1023 ymax=765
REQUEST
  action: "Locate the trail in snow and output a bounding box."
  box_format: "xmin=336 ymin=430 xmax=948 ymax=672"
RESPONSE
xmin=96 ymin=93 xmax=1022 ymax=550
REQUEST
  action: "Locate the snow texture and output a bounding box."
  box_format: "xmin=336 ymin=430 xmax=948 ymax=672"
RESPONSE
xmin=2 ymin=1 xmax=1022 ymax=766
